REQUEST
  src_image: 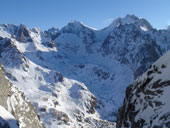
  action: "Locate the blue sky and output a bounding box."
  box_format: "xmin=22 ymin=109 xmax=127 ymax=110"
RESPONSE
xmin=0 ymin=0 xmax=170 ymax=30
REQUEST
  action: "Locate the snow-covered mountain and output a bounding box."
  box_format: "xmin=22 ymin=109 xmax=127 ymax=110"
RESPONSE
xmin=0 ymin=15 xmax=170 ymax=127
xmin=117 ymin=50 xmax=170 ymax=128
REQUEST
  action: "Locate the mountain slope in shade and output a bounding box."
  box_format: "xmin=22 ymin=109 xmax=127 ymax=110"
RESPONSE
xmin=0 ymin=15 xmax=170 ymax=127
xmin=117 ymin=50 xmax=170 ymax=128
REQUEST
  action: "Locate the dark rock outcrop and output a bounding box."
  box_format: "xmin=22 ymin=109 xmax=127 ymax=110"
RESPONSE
xmin=16 ymin=24 xmax=33 ymax=42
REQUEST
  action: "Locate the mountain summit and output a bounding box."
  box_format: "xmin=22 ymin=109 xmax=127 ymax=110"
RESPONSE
xmin=109 ymin=14 xmax=152 ymax=31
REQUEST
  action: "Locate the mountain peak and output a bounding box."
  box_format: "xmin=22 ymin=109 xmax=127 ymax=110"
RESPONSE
xmin=19 ymin=24 xmax=27 ymax=29
xmin=124 ymin=14 xmax=139 ymax=20
xmin=109 ymin=14 xmax=139 ymax=27
xmin=109 ymin=14 xmax=152 ymax=31
xmin=67 ymin=20 xmax=84 ymax=27
xmin=65 ymin=20 xmax=97 ymax=31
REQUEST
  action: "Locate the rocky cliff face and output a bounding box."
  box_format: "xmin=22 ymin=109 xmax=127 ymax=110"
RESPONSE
xmin=117 ymin=50 xmax=170 ymax=128
xmin=0 ymin=63 xmax=45 ymax=128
